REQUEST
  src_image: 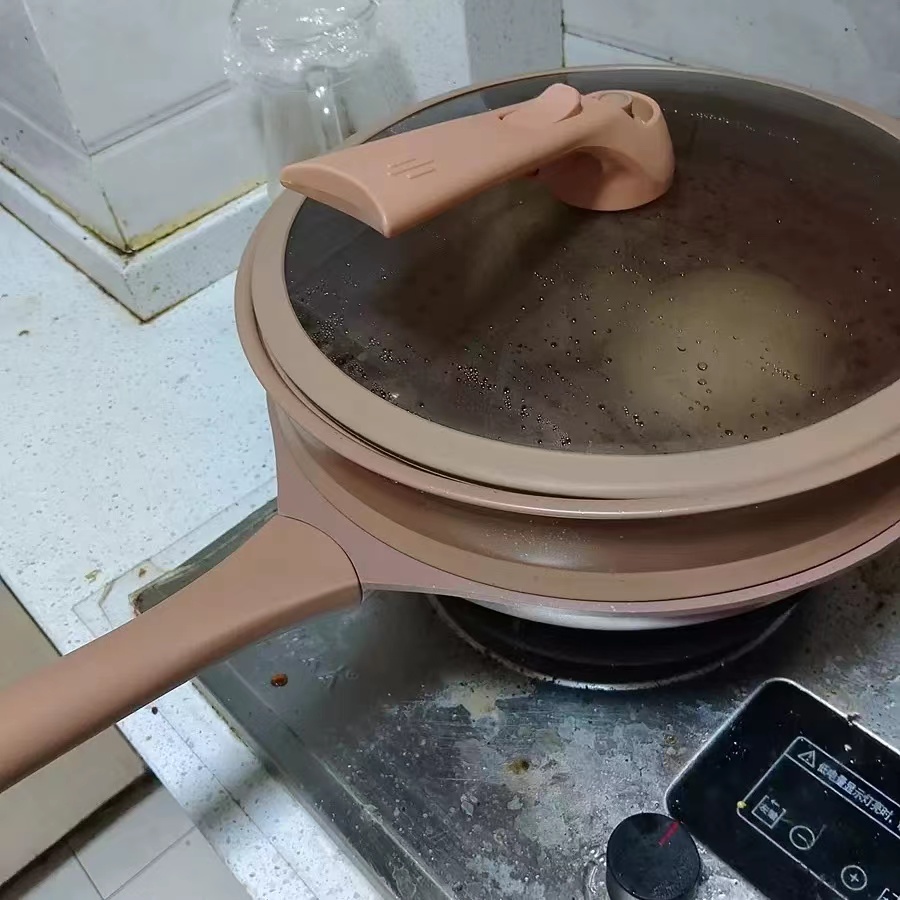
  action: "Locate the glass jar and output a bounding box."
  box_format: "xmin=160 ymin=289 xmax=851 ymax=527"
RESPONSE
xmin=225 ymin=0 xmax=410 ymax=199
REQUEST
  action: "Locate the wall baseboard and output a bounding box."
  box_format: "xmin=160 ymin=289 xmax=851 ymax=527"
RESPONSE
xmin=0 ymin=165 xmax=267 ymax=321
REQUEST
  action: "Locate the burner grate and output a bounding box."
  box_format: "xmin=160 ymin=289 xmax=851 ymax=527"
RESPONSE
xmin=431 ymin=595 xmax=802 ymax=690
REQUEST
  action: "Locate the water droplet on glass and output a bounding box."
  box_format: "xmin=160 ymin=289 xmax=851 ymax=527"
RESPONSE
xmin=697 ymin=362 xmax=708 ymax=371
xmin=677 ymin=345 xmax=686 ymax=352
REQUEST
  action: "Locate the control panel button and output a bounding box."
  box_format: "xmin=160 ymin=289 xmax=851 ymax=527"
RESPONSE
xmin=606 ymin=813 xmax=700 ymax=900
xmin=788 ymin=825 xmax=822 ymax=852
xmin=840 ymin=865 xmax=867 ymax=891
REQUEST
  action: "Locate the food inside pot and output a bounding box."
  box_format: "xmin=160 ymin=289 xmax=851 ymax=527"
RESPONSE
xmin=284 ymin=72 xmax=900 ymax=455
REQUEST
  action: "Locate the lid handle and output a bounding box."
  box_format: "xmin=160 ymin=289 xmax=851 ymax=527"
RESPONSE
xmin=280 ymin=83 xmax=675 ymax=237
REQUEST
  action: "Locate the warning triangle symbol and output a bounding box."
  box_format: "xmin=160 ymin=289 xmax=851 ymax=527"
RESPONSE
xmin=798 ymin=749 xmax=816 ymax=768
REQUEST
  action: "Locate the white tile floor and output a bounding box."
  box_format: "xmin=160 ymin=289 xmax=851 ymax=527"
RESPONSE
xmin=1 ymin=779 xmax=250 ymax=900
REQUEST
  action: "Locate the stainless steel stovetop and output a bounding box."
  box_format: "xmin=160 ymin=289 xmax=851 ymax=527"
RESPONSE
xmin=137 ymin=504 xmax=900 ymax=900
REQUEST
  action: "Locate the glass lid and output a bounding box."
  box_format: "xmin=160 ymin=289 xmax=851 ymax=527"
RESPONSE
xmin=283 ymin=70 xmax=900 ymax=455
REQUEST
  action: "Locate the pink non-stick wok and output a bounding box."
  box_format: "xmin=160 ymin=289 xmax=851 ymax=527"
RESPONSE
xmin=1 ymin=67 xmax=900 ymax=791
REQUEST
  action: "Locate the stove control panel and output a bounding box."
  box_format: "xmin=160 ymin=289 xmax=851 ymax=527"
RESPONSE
xmin=667 ymin=679 xmax=900 ymax=900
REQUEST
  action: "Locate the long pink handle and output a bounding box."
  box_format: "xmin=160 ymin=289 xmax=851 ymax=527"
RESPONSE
xmin=281 ymin=84 xmax=674 ymax=236
xmin=0 ymin=516 xmax=361 ymax=791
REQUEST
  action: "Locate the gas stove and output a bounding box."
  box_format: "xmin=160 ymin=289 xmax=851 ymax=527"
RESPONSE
xmin=137 ymin=503 xmax=900 ymax=899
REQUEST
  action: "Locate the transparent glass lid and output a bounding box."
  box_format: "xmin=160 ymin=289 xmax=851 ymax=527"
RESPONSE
xmin=283 ymin=71 xmax=900 ymax=454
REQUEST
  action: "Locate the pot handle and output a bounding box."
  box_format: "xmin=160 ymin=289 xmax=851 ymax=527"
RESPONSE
xmin=0 ymin=515 xmax=361 ymax=791
xmin=280 ymin=83 xmax=674 ymax=236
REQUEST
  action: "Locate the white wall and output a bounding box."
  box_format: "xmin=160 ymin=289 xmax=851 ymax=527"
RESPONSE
xmin=0 ymin=0 xmax=124 ymax=245
xmin=380 ymin=0 xmax=563 ymax=100
xmin=0 ymin=0 xmax=266 ymax=251
xmin=563 ymin=0 xmax=900 ymax=115
xmin=26 ymin=0 xmax=240 ymax=153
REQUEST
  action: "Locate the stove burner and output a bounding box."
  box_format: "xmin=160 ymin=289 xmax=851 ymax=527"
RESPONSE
xmin=431 ymin=596 xmax=801 ymax=690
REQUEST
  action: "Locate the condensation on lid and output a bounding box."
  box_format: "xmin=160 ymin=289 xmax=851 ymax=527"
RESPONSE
xmin=284 ymin=72 xmax=900 ymax=455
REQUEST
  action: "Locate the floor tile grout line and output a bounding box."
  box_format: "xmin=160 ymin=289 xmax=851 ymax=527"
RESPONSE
xmin=64 ymin=792 xmax=194 ymax=900
xmin=102 ymin=828 xmax=199 ymax=900
xmin=68 ymin=849 xmax=104 ymax=900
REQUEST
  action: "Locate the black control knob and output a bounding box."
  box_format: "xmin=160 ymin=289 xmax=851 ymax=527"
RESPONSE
xmin=606 ymin=813 xmax=701 ymax=900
